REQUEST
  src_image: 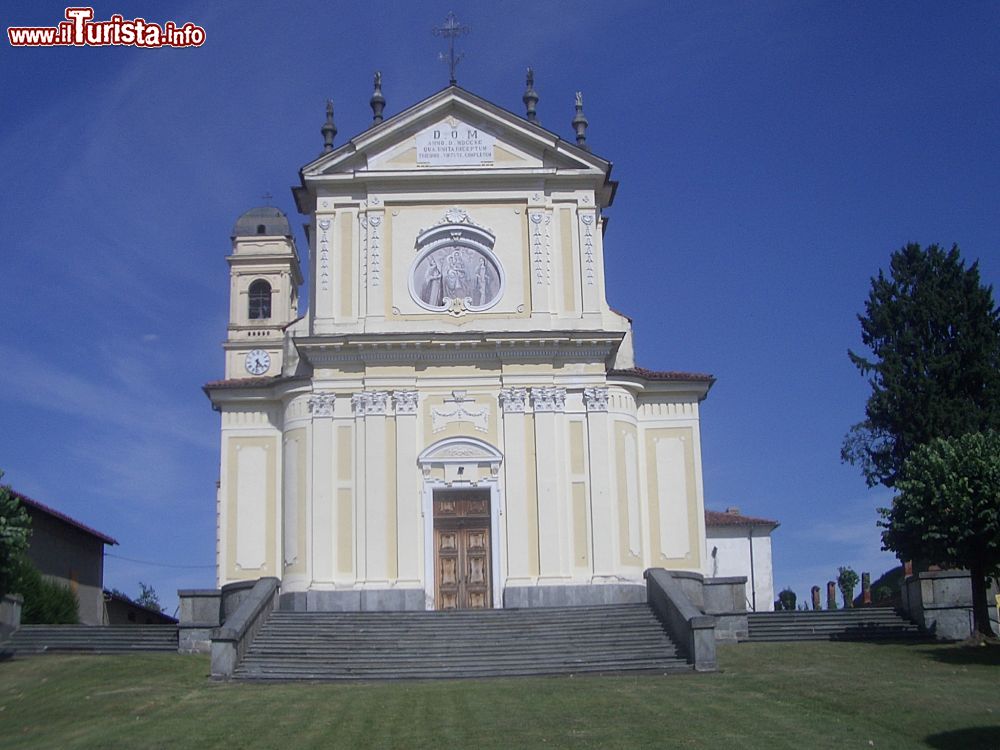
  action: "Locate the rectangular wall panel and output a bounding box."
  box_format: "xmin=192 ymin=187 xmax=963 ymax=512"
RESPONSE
xmin=236 ymin=446 xmax=267 ymax=570
xmin=655 ymin=436 xmax=691 ymax=558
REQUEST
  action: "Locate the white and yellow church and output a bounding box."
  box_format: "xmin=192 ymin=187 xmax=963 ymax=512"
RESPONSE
xmin=205 ymin=79 xmax=715 ymax=612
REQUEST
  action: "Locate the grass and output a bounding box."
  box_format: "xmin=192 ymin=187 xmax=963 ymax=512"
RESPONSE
xmin=1 ymin=642 xmax=998 ymax=749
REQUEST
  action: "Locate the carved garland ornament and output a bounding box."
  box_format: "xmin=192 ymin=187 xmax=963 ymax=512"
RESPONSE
xmin=318 ymin=218 xmax=331 ymax=292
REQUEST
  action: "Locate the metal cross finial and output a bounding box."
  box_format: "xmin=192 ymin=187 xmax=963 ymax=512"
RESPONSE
xmin=261 ymin=191 xmax=273 ymax=203
xmin=433 ymin=11 xmax=469 ymax=86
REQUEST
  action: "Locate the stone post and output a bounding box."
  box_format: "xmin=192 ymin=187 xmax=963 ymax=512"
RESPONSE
xmin=826 ymin=581 xmax=837 ymax=609
xmin=862 ymin=572 xmax=872 ymax=605
xmin=811 ymin=586 xmax=821 ymax=611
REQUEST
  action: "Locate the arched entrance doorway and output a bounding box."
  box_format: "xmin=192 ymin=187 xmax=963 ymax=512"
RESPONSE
xmin=417 ymin=437 xmax=504 ymax=610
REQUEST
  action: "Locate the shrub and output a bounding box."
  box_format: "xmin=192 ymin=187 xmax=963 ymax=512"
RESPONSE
xmin=838 ymin=566 xmax=860 ymax=608
xmin=15 ymin=561 xmax=79 ymax=624
xmin=777 ymin=588 xmax=797 ymax=611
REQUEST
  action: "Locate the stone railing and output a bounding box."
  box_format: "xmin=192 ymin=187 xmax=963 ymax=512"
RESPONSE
xmin=900 ymin=569 xmax=976 ymax=640
xmin=210 ymin=577 xmax=279 ymax=679
xmin=177 ymin=588 xmax=222 ymax=654
xmin=644 ymin=568 xmax=717 ymax=672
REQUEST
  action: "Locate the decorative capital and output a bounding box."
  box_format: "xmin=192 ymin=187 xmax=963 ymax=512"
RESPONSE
xmin=308 ymin=392 xmax=336 ymax=417
xmin=499 ymin=387 xmax=527 ymax=413
xmin=584 ymin=386 xmax=609 ymax=412
xmin=530 ymin=386 xmax=566 ymax=413
xmin=393 ymin=390 xmax=419 ymax=415
xmin=351 ymin=391 xmax=389 ymax=416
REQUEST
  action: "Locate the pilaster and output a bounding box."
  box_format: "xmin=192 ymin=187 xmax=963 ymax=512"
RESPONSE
xmin=530 ymin=386 xmax=570 ymax=580
xmin=308 ymin=391 xmax=336 ymax=583
xmin=499 ymin=387 xmax=533 ymax=584
xmin=584 ymin=387 xmax=616 ymax=579
xmin=393 ymin=390 xmax=421 ymax=584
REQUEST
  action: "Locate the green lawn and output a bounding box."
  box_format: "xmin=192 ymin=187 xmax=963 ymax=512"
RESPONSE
xmin=1 ymin=642 xmax=998 ymax=749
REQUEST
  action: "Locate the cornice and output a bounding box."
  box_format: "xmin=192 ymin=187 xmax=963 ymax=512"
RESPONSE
xmin=293 ymin=330 xmax=623 ymax=366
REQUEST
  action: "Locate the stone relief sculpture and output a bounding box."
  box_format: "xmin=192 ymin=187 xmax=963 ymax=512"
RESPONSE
xmin=409 ymin=208 xmax=505 ymax=316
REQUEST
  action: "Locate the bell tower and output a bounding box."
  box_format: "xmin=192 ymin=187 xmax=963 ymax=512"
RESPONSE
xmin=224 ymin=206 xmax=302 ymax=379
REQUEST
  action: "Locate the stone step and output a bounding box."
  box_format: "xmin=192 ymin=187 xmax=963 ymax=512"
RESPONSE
xmin=746 ymin=608 xmax=924 ymax=642
xmin=2 ymin=625 xmax=178 ymax=653
xmin=234 ymin=603 xmax=687 ymax=681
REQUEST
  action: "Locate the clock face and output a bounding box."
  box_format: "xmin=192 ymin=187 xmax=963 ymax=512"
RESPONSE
xmin=244 ymin=349 xmax=271 ymax=376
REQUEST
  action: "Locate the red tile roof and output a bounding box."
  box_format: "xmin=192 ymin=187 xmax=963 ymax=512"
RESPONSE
xmin=705 ymin=509 xmax=779 ymax=529
xmin=608 ymin=367 xmax=715 ymax=383
xmin=11 ymin=490 xmax=118 ymax=545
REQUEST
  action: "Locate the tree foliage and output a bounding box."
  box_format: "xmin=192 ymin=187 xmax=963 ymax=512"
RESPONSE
xmin=843 ymin=243 xmax=1000 ymax=488
xmin=880 ymin=431 xmax=1000 ymax=637
xmin=136 ymin=582 xmax=163 ymax=613
xmin=837 ymin=567 xmax=859 ymax=608
xmin=0 ymin=473 xmax=31 ymax=599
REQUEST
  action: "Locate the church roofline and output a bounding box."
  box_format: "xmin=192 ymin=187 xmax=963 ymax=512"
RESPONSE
xmin=608 ymin=366 xmax=715 ymax=383
xmin=608 ymin=367 xmax=716 ymax=400
xmin=295 ymin=85 xmax=616 ymax=213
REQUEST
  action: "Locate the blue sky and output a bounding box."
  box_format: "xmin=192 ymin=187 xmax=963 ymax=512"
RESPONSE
xmin=2 ymin=1 xmax=998 ymax=614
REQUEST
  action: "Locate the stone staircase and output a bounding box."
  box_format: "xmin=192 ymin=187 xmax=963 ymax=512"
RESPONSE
xmin=1 ymin=624 xmax=178 ymax=654
xmin=747 ymin=607 xmax=924 ymax=642
xmin=234 ymin=603 xmax=690 ymax=680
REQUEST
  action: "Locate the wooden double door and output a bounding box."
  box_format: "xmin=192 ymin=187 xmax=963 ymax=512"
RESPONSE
xmin=433 ymin=492 xmax=492 ymax=610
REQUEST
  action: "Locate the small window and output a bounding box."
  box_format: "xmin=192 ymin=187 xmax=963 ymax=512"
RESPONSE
xmin=256 ymin=224 xmax=266 ymax=234
xmin=249 ymin=279 xmax=272 ymax=320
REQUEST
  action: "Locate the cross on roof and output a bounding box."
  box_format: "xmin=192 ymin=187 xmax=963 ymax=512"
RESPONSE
xmin=433 ymin=11 xmax=469 ymax=86
xmin=261 ymin=191 xmax=273 ymax=203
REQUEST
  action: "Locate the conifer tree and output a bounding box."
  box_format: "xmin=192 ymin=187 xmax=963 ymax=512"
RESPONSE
xmin=843 ymin=243 xmax=1000 ymax=488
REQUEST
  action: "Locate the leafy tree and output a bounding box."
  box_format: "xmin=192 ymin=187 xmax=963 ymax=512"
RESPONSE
xmin=837 ymin=567 xmax=859 ymax=608
xmin=843 ymin=244 xmax=1000 ymax=488
xmin=0 ymin=473 xmax=31 ymax=599
xmin=881 ymin=431 xmax=1000 ymax=638
xmin=777 ymin=588 xmax=797 ymax=611
xmin=136 ymin=582 xmax=163 ymax=613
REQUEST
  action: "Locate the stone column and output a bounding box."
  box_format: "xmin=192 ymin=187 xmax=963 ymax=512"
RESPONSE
xmin=827 ymin=581 xmax=837 ymax=610
xmin=393 ymin=391 xmax=421 ymax=584
xmin=862 ymin=572 xmax=872 ymax=605
xmin=531 ymin=386 xmax=569 ymax=580
xmin=309 ymin=392 xmax=336 ymax=583
xmin=584 ymin=386 xmax=615 ymax=580
xmin=811 ymin=585 xmax=821 ymax=611
xmin=500 ymin=388 xmax=533 ymax=584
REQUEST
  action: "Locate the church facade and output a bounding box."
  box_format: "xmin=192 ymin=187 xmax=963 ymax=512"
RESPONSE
xmin=205 ymin=84 xmax=715 ymax=611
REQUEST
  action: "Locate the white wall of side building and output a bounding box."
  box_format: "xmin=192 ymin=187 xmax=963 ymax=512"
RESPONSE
xmin=706 ymin=527 xmax=775 ymax=612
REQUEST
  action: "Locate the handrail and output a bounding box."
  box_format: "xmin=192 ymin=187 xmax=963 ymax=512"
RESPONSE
xmin=210 ymin=577 xmax=279 ymax=679
xmin=644 ymin=568 xmax=717 ymax=671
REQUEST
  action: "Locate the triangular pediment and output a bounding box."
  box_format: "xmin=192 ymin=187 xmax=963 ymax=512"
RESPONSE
xmin=301 ymin=87 xmax=609 ymax=178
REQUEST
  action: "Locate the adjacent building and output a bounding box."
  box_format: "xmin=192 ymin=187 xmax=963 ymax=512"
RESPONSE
xmin=14 ymin=491 xmax=118 ymax=625
xmin=705 ymin=507 xmax=779 ymax=612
